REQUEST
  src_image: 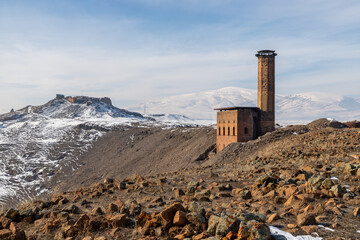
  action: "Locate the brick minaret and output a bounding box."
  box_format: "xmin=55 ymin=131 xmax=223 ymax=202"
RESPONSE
xmin=256 ymin=50 xmax=277 ymax=135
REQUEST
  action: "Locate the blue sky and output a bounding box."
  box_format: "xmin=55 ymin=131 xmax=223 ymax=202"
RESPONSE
xmin=0 ymin=0 xmax=359 ymax=113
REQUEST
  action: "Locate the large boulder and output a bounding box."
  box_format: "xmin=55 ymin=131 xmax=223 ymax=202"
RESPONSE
xmin=215 ymin=212 xmax=240 ymax=236
xmin=158 ymin=203 xmax=185 ymax=227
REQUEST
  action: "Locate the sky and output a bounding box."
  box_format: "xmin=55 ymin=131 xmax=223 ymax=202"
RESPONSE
xmin=0 ymin=0 xmax=360 ymax=113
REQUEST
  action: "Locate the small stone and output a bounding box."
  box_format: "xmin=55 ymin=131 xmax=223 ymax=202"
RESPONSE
xmin=91 ymin=206 xmax=105 ymax=215
xmin=94 ymin=236 xmax=106 ymax=240
xmin=287 ymin=224 xmax=297 ymax=229
xmin=193 ymin=231 xmax=211 ymax=240
xmin=109 ymin=214 xmax=128 ymax=228
xmin=63 ymin=204 xmax=80 ymax=214
xmin=103 ymin=178 xmax=113 ymax=184
xmin=353 ymin=207 xmax=360 ymax=217
xmin=332 ymin=206 xmax=343 ymax=216
xmin=321 ymin=178 xmax=334 ymax=190
xmin=207 ymin=215 xmax=220 ymax=235
xmin=189 ymin=201 xmax=205 ymax=215
xmin=174 ymin=189 xmax=185 ymax=198
xmin=284 ymin=185 xmax=298 ymax=197
xmin=106 ymin=203 xmax=119 ymax=213
xmin=239 ymin=190 xmax=252 ymax=200
xmin=303 ymin=204 xmax=314 ymax=213
xmin=158 ymin=203 xmax=185 ymax=227
xmin=331 ymin=222 xmax=340 ymax=228
xmin=301 ymin=225 xmax=319 ymax=234
xmin=63 ymin=224 xmax=78 ymax=238
xmin=186 ymin=212 xmax=206 ymax=228
xmin=74 ymin=214 xmax=90 ymax=229
xmin=315 ymin=215 xmax=328 ymax=222
xmin=216 ymin=192 xmax=232 ymax=198
xmin=0 ymin=229 xmax=12 ymax=239
xmin=187 ymin=181 xmax=199 ymax=193
xmin=173 ymin=211 xmax=188 ymax=227
xmin=297 ymin=213 xmax=316 ymax=226
xmin=9 ymin=222 xmax=26 ymax=240
xmin=0 ymin=216 xmax=12 ymax=228
xmin=225 ymin=231 xmax=237 ymax=240
xmin=215 ymin=212 xmax=240 ymax=237
xmin=117 ymin=182 xmax=126 ymax=190
xmin=5 ymin=208 xmax=19 ymax=221
xmin=329 ymin=184 xmax=347 ymax=197
xmin=114 ymin=199 xmax=125 ymax=209
xmin=246 ymin=220 xmax=271 ymax=240
xmin=266 ymin=213 xmax=279 ymax=223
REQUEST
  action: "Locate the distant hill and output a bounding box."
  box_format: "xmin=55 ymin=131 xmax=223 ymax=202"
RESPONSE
xmin=127 ymin=87 xmax=360 ymax=122
xmin=0 ymin=95 xmax=144 ymax=205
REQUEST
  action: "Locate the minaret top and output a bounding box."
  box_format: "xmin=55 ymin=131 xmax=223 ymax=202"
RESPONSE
xmin=255 ymin=50 xmax=277 ymax=57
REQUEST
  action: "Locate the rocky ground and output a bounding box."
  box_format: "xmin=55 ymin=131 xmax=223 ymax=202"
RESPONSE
xmin=1 ymin=119 xmax=360 ymax=239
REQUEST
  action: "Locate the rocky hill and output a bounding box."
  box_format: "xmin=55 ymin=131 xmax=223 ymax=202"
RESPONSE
xmin=0 ymin=94 xmax=149 ymax=206
xmin=1 ymin=119 xmax=359 ymax=239
xmin=0 ymin=94 xmax=217 ymax=208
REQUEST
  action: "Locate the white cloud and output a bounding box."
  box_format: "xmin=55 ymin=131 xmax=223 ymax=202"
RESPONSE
xmin=0 ymin=1 xmax=359 ymax=113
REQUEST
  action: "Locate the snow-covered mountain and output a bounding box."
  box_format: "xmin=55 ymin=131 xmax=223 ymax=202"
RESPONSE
xmin=128 ymin=87 xmax=360 ymax=123
xmin=0 ymin=95 xmax=145 ymax=204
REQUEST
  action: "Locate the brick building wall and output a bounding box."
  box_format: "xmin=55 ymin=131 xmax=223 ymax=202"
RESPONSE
xmin=216 ymin=108 xmax=259 ymax=152
xmin=215 ymin=50 xmax=277 ymax=152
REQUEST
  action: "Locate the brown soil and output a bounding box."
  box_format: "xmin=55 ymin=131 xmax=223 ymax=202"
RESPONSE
xmin=49 ymin=126 xmax=216 ymax=194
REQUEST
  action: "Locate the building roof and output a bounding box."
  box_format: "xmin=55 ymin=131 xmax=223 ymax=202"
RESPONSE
xmin=255 ymin=50 xmax=277 ymax=57
xmin=214 ymin=106 xmax=259 ymax=111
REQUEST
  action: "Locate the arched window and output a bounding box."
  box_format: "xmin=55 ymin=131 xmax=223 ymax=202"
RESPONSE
xmin=218 ymin=127 xmax=221 ymax=135
xmin=223 ymin=127 xmax=225 ymax=136
xmin=233 ymin=127 xmax=235 ymax=136
xmin=228 ymin=127 xmax=230 ymax=136
xmin=244 ymin=127 xmax=248 ymax=134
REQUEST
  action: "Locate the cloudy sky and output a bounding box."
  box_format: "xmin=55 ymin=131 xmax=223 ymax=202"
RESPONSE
xmin=0 ymin=0 xmax=359 ymax=113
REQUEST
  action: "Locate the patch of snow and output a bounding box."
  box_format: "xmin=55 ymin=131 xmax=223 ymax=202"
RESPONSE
xmin=330 ymin=176 xmax=339 ymax=181
xmin=270 ymin=226 xmax=322 ymax=240
xmin=318 ymin=225 xmax=335 ymax=232
xmin=0 ymin=98 xmax=146 ymax=204
xmin=146 ymin=114 xmax=214 ymax=127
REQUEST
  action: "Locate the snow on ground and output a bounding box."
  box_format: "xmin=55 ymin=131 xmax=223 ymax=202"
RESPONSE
xmin=0 ymin=98 xmax=146 ymax=204
xmin=270 ymin=226 xmax=322 ymax=240
xmin=146 ymin=114 xmax=215 ymax=127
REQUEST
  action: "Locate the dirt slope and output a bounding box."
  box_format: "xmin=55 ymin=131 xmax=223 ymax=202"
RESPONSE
xmin=49 ymin=126 xmax=216 ymax=193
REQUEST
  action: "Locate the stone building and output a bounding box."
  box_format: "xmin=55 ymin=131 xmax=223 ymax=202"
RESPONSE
xmin=215 ymin=50 xmax=277 ymax=152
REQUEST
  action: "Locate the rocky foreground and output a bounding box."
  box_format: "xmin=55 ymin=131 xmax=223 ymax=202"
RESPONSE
xmin=1 ymin=119 xmax=360 ymax=240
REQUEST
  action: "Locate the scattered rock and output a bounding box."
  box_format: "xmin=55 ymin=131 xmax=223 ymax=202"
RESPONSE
xmin=297 ymin=213 xmax=316 ymax=226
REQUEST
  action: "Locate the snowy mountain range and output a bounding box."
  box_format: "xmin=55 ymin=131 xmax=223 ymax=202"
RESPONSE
xmin=128 ymin=87 xmax=360 ymax=123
